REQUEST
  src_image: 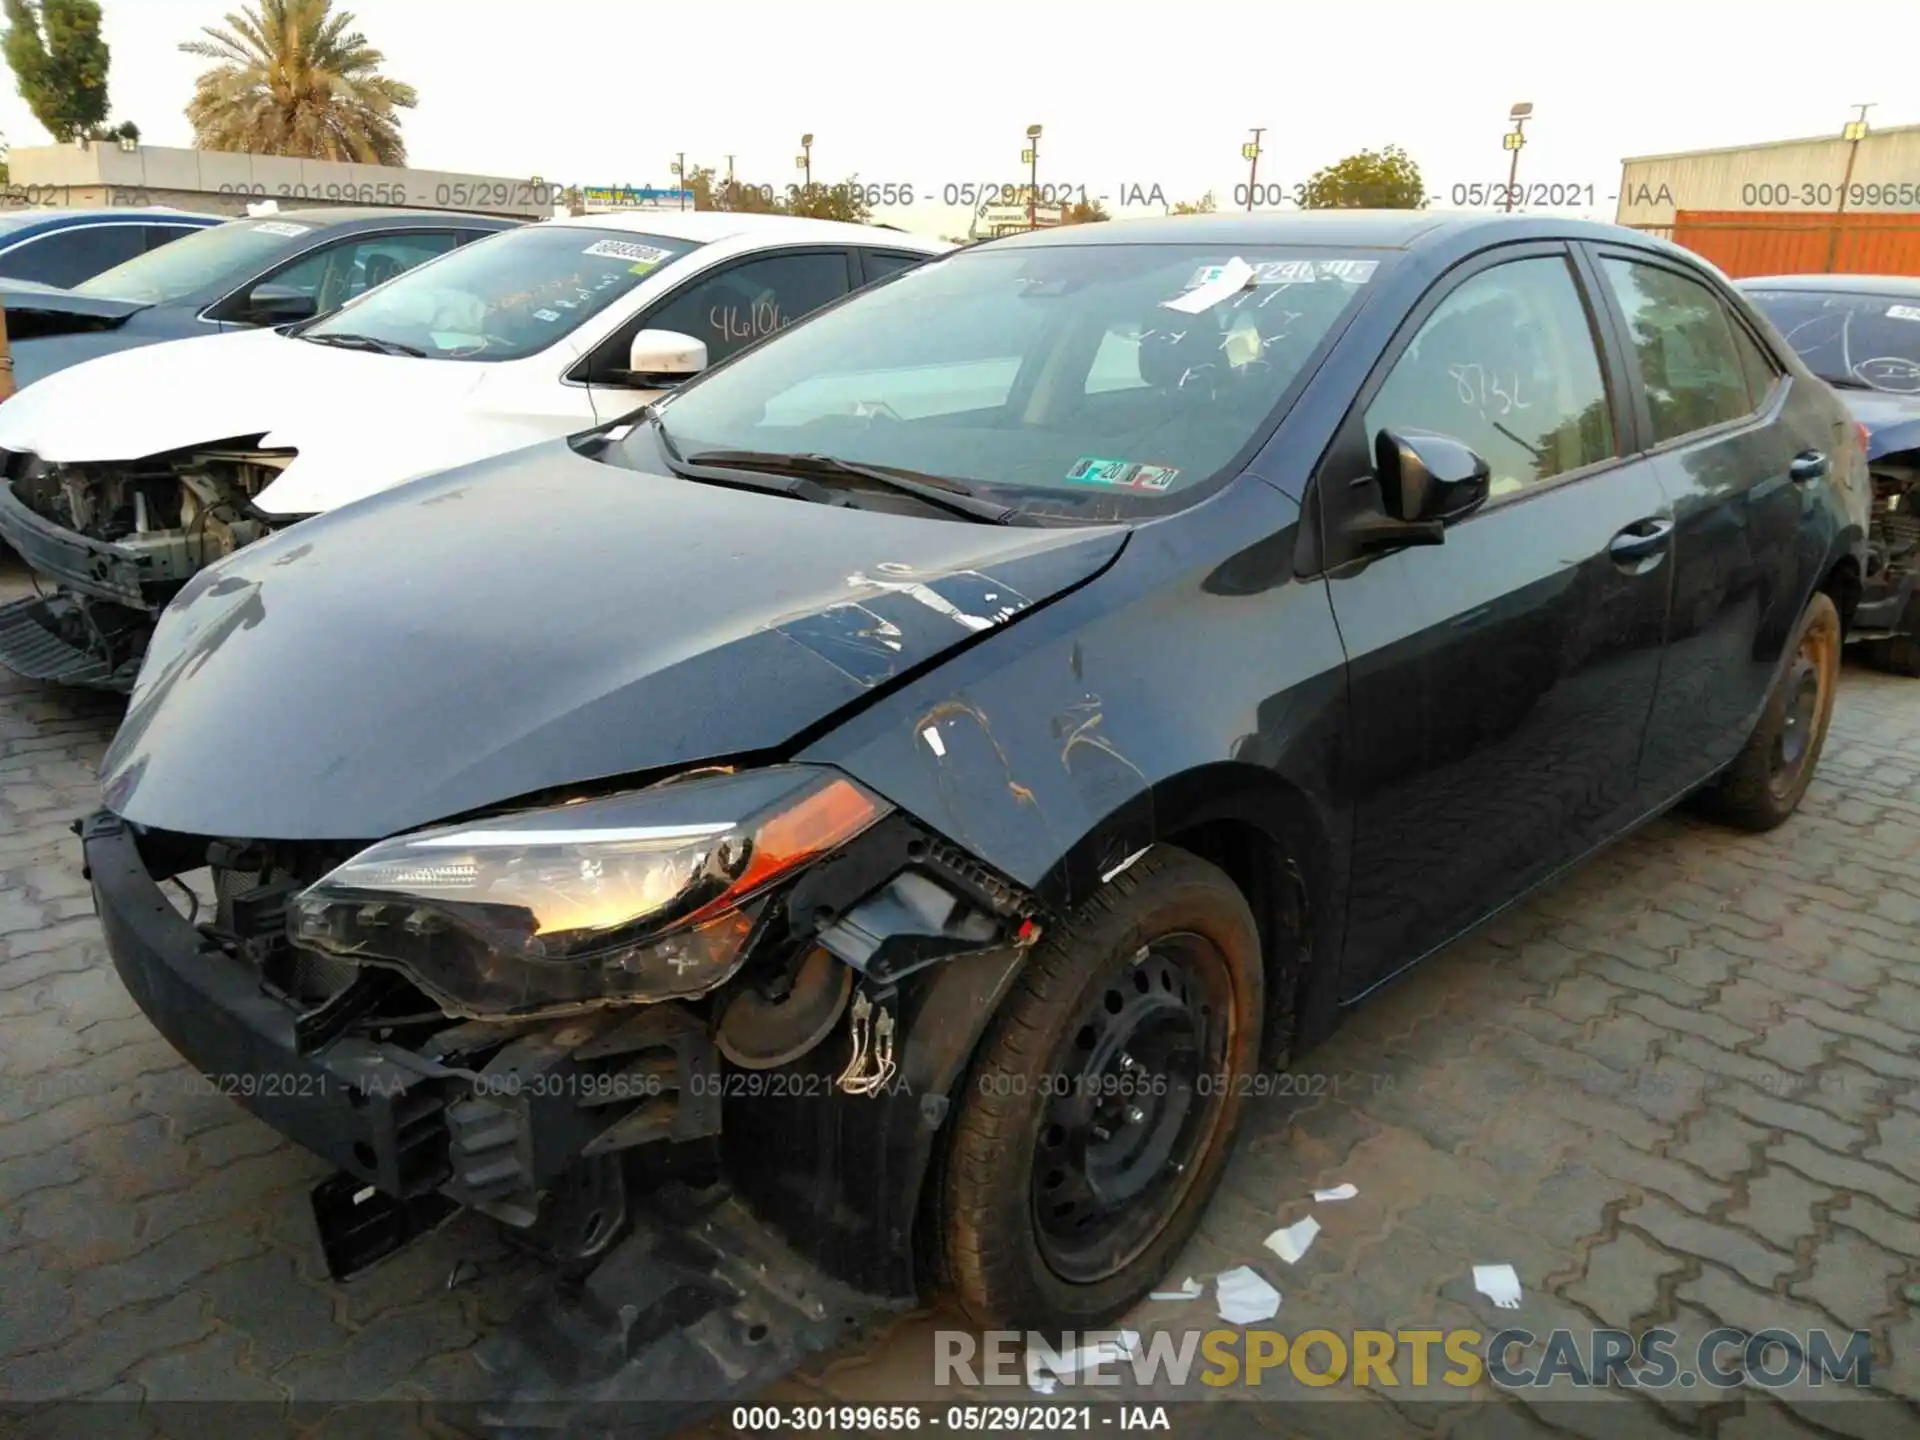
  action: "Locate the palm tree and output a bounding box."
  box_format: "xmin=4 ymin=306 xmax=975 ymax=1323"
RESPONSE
xmin=180 ymin=0 xmax=417 ymax=165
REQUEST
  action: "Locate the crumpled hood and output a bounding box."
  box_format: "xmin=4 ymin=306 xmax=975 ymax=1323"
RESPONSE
xmin=1836 ymin=388 xmax=1920 ymax=460
xmin=0 ymin=327 xmax=532 ymax=506
xmin=102 ymin=438 xmax=1128 ymax=841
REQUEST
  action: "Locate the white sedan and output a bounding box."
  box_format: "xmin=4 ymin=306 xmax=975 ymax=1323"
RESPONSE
xmin=0 ymin=211 xmax=951 ymax=687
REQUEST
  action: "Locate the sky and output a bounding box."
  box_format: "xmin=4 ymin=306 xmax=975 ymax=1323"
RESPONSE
xmin=2 ymin=0 xmax=1915 ymax=237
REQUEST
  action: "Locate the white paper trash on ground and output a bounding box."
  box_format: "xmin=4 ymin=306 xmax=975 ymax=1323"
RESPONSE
xmin=1151 ymin=1276 xmax=1204 ymax=1301
xmin=1312 ymin=1183 xmax=1358 ymax=1202
xmin=1473 ymin=1264 xmax=1523 ymax=1309
xmin=1026 ymin=1331 xmax=1143 ymax=1393
xmin=1215 ymin=1266 xmax=1281 ymax=1324
xmin=1264 ymin=1215 xmax=1321 ymax=1264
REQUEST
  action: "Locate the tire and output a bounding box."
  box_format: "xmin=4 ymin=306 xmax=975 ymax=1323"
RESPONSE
xmin=1695 ymin=591 xmax=1842 ymax=832
xmin=938 ymin=844 xmax=1264 ymax=1330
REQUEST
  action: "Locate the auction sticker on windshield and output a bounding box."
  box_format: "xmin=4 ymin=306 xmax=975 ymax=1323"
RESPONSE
xmin=1065 ymin=457 xmax=1181 ymax=491
xmin=251 ymin=222 xmax=313 ymax=238
xmin=1187 ymin=259 xmax=1378 ymax=289
xmin=583 ymin=239 xmax=675 ymax=265
xmin=1889 ymin=304 xmax=1920 ymax=322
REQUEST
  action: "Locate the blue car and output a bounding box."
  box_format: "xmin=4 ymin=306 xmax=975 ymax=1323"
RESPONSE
xmin=0 ymin=206 xmax=221 ymax=288
xmin=0 ymin=207 xmax=518 ymax=389
xmin=1744 ymin=274 xmax=1920 ymax=672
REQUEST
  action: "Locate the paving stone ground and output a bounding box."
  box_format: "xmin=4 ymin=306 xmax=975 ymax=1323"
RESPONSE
xmin=1 ymin=552 xmax=1915 ymax=1438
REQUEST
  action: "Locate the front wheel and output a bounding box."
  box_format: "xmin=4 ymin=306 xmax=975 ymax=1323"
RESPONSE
xmin=938 ymin=845 xmax=1263 ymax=1330
xmin=1695 ymin=590 xmax=1842 ymax=831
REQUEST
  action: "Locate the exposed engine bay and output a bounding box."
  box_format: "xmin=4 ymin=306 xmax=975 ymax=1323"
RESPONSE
xmin=0 ymin=440 xmax=295 ymax=687
xmin=15 ymin=442 xmax=293 ymax=590
xmin=1867 ymin=455 xmax=1918 ymax=607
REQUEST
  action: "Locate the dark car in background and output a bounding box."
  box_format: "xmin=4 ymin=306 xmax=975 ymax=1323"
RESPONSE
xmin=1743 ymin=274 xmax=1920 ymax=672
xmin=0 ymin=207 xmax=222 ymax=287
xmin=83 ymin=212 xmax=1862 ymax=1429
xmin=0 ymin=207 xmax=519 ymax=390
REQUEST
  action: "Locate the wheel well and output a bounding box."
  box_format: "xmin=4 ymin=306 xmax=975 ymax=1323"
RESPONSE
xmin=1161 ymin=817 xmax=1312 ymax=1069
xmin=1822 ymin=555 xmax=1862 ymax=636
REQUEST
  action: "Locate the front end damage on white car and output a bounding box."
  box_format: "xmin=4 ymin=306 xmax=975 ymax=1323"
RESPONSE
xmin=0 ymin=438 xmax=296 ymax=686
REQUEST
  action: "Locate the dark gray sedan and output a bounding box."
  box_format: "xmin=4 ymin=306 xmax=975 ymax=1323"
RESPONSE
xmin=2 ymin=207 xmax=519 ymax=388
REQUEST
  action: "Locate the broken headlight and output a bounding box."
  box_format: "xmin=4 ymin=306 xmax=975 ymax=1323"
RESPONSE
xmin=289 ymin=766 xmax=890 ymax=1018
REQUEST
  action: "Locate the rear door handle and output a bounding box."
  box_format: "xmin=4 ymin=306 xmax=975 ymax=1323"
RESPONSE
xmin=1790 ymin=450 xmax=1827 ymax=483
xmin=1609 ymin=516 xmax=1674 ymax=563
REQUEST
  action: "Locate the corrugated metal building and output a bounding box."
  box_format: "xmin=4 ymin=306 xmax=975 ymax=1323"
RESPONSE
xmin=1617 ymin=123 xmax=1920 ymax=277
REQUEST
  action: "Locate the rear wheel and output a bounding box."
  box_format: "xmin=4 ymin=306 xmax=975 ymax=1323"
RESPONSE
xmin=1696 ymin=591 xmax=1841 ymax=831
xmin=939 ymin=845 xmax=1262 ymax=1330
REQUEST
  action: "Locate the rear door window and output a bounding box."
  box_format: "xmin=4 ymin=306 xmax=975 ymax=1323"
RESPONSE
xmin=1601 ymin=260 xmax=1756 ymax=443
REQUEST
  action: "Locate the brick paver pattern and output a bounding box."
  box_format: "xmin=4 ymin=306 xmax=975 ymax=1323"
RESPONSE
xmin=1 ymin=558 xmax=1914 ymax=1438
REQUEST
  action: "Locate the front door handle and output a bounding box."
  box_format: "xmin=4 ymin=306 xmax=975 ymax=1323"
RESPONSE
xmin=1790 ymin=450 xmax=1828 ymax=483
xmin=1609 ymin=516 xmax=1674 ymax=564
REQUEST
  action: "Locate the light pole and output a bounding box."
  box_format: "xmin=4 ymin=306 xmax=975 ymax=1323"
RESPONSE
xmin=1243 ymin=128 xmax=1265 ymax=211
xmin=672 ymin=153 xmax=687 ymax=210
xmin=1826 ymin=104 xmax=1875 ymax=272
xmin=1023 ymin=124 xmax=1042 ymax=229
xmin=1502 ymin=103 xmax=1531 ymax=212
xmin=797 ymin=133 xmax=813 ymax=190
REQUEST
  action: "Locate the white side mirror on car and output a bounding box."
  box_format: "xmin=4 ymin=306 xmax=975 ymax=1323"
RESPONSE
xmin=627 ymin=329 xmax=707 ymax=386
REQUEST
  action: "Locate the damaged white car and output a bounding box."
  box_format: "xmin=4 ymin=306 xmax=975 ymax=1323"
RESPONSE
xmin=0 ymin=212 xmax=948 ymax=688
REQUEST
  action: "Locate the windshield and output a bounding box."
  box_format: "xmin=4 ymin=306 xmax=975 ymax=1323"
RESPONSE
xmin=634 ymin=243 xmax=1385 ymax=516
xmin=1747 ymin=289 xmax=1920 ymax=395
xmin=300 ymin=224 xmax=699 ymax=360
xmin=73 ymin=218 xmax=319 ymax=303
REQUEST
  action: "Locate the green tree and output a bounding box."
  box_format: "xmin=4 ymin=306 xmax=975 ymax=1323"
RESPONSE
xmin=1062 ymin=197 xmax=1110 ymax=224
xmin=180 ymin=0 xmax=417 ymax=165
xmin=1298 ymin=146 xmax=1427 ymax=209
xmin=3 ymin=0 xmax=136 ymax=142
xmin=787 ymin=177 xmax=872 ymax=223
xmin=1171 ymin=190 xmax=1217 ymax=215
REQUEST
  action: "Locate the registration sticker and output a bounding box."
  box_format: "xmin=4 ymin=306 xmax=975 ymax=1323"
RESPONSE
xmin=1888 ymin=304 xmax=1920 ymax=322
xmin=251 ymin=221 xmax=313 ymax=238
xmin=1184 ymin=258 xmax=1378 ymax=290
xmin=1065 ymin=457 xmax=1181 ymax=491
xmin=583 ymin=238 xmax=674 ymax=264
xmin=533 ymin=308 xmax=561 ymax=322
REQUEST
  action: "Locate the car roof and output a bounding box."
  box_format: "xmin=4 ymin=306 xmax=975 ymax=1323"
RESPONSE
xmin=0 ymin=206 xmax=219 ymax=223
xmin=1738 ymin=273 xmax=1920 ymax=298
xmin=981 ymin=209 xmax=1682 ymax=254
xmin=225 ymin=207 xmax=519 ymax=231
xmin=550 ymin=210 xmax=949 ymax=250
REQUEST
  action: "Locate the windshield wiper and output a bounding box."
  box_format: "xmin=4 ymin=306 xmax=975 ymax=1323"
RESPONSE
xmin=301 ymin=332 xmax=428 ymax=358
xmin=641 ymin=415 xmax=845 ymax=507
xmin=683 ymin=449 xmax=1034 ymax=525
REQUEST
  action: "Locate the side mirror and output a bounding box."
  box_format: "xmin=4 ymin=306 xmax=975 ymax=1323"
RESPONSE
xmin=1375 ymin=428 xmax=1491 ymax=523
xmin=625 ymin=328 xmax=707 ymax=387
xmin=244 ymin=284 xmax=319 ymax=326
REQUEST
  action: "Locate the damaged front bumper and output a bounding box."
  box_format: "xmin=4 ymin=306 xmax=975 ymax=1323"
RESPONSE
xmin=83 ymin=805 xmax=1035 ymax=1429
xmin=0 ymin=481 xmax=163 ymax=688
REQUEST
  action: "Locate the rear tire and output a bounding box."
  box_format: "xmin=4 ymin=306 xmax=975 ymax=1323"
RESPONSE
xmin=1695 ymin=591 xmax=1841 ymax=831
xmin=939 ymin=845 xmax=1262 ymax=1330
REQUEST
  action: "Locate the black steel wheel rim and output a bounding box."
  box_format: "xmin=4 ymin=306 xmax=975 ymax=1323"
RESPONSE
xmin=1030 ymin=931 xmax=1233 ymax=1284
xmin=1770 ymin=616 xmax=1835 ymax=797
